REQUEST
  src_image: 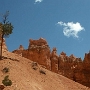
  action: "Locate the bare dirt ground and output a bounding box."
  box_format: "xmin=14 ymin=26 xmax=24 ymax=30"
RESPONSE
xmin=0 ymin=51 xmax=89 ymax=90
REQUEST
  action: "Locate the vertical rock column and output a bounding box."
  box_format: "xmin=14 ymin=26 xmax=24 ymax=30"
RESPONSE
xmin=51 ymin=48 xmax=59 ymax=73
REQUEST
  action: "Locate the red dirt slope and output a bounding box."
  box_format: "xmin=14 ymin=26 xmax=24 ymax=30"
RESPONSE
xmin=0 ymin=51 xmax=89 ymax=90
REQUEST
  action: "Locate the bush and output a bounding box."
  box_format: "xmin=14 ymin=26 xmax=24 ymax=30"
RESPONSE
xmin=32 ymin=62 xmax=37 ymax=67
xmin=32 ymin=67 xmax=37 ymax=70
xmin=2 ymin=67 xmax=9 ymax=73
xmin=39 ymin=69 xmax=46 ymax=75
xmin=2 ymin=75 xmax=12 ymax=86
xmin=31 ymin=62 xmax=38 ymax=70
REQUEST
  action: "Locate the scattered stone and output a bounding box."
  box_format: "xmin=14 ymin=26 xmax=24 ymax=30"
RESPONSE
xmin=0 ymin=85 xmax=5 ymax=90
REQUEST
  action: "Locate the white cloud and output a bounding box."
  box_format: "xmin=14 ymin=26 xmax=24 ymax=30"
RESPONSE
xmin=35 ymin=0 xmax=43 ymax=3
xmin=57 ymin=21 xmax=85 ymax=38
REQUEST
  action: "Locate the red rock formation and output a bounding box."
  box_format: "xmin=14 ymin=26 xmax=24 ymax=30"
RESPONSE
xmin=13 ymin=38 xmax=51 ymax=70
xmin=58 ymin=52 xmax=84 ymax=85
xmin=29 ymin=38 xmax=47 ymax=47
xmin=27 ymin=38 xmax=51 ymax=70
xmin=19 ymin=45 xmax=24 ymax=50
xmin=58 ymin=52 xmax=74 ymax=78
xmin=50 ymin=48 xmax=59 ymax=72
xmin=12 ymin=38 xmax=90 ymax=87
xmin=82 ymin=51 xmax=90 ymax=87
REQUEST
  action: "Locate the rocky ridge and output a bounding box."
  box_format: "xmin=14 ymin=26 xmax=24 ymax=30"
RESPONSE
xmin=12 ymin=38 xmax=90 ymax=87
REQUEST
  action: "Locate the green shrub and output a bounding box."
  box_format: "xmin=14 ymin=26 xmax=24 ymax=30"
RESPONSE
xmin=2 ymin=75 xmax=12 ymax=86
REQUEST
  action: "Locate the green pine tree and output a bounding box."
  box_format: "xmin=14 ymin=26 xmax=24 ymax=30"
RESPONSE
xmin=0 ymin=11 xmax=13 ymax=59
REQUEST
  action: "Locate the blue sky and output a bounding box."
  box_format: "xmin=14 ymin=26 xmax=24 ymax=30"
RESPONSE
xmin=0 ymin=0 xmax=90 ymax=59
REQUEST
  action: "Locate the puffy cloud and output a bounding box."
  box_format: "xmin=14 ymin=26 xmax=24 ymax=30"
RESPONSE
xmin=35 ymin=0 xmax=43 ymax=3
xmin=57 ymin=21 xmax=85 ymax=38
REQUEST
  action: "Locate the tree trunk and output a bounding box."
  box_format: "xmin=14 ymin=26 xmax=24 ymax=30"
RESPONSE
xmin=0 ymin=34 xmax=3 ymax=60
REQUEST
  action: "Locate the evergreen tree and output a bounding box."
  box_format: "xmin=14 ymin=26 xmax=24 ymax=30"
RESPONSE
xmin=0 ymin=11 xmax=13 ymax=59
